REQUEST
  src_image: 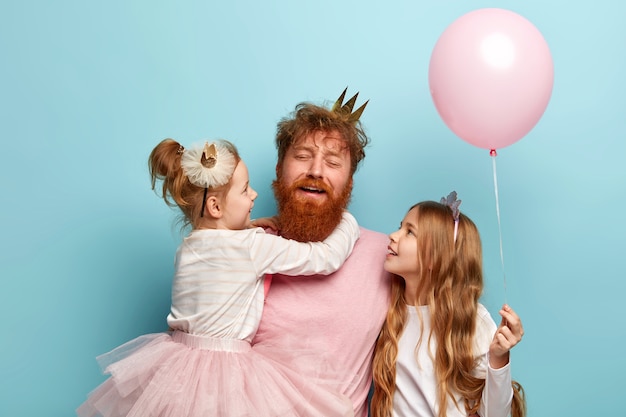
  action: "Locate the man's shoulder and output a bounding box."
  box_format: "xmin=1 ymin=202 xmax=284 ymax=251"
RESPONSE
xmin=358 ymin=226 xmax=387 ymax=238
xmin=342 ymin=226 xmax=388 ymax=267
xmin=357 ymin=226 xmax=388 ymax=244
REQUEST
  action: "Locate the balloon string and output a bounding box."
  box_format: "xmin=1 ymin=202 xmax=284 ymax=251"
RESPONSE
xmin=490 ymin=150 xmax=507 ymax=304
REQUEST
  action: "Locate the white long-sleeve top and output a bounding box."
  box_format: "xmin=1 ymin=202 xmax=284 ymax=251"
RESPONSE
xmin=167 ymin=211 xmax=359 ymax=342
xmin=394 ymin=303 xmax=512 ymax=417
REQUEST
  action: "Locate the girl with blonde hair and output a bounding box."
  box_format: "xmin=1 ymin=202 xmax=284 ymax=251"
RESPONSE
xmin=372 ymin=192 xmax=526 ymax=417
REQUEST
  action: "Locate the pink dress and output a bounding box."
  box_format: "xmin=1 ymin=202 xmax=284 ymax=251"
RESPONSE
xmin=77 ymin=216 xmax=359 ymax=417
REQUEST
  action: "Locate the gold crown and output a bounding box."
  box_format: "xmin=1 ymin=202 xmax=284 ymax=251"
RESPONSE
xmin=331 ymin=87 xmax=369 ymax=122
xmin=201 ymin=142 xmax=217 ymax=168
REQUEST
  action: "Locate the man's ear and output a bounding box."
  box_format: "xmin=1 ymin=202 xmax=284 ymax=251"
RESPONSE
xmin=205 ymin=195 xmax=222 ymax=219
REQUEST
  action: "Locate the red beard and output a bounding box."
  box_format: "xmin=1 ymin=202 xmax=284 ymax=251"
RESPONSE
xmin=272 ymin=177 xmax=353 ymax=242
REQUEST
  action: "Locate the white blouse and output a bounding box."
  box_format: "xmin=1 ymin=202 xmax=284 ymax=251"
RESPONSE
xmin=167 ymin=212 xmax=359 ymax=342
xmin=393 ymin=303 xmax=512 ymax=417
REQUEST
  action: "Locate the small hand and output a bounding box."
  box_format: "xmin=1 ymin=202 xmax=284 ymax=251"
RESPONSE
xmin=251 ymin=216 xmax=280 ymax=232
xmin=489 ymin=304 xmax=524 ymax=369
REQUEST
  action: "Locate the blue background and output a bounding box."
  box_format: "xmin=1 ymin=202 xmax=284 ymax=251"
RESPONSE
xmin=2 ymin=1 xmax=624 ymax=415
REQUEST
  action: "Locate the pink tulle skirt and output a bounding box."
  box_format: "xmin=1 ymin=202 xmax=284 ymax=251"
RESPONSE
xmin=77 ymin=331 xmax=353 ymax=417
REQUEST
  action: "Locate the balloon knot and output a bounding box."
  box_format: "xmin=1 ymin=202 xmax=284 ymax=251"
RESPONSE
xmin=490 ymin=149 xmax=498 ymax=157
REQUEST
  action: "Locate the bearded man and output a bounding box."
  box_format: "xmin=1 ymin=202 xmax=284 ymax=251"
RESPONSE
xmin=253 ymin=89 xmax=391 ymax=417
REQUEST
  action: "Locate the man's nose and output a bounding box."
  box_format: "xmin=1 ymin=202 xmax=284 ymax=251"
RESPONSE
xmin=306 ymin=155 xmax=324 ymax=178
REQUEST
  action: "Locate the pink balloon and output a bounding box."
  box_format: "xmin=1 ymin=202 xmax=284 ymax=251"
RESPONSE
xmin=429 ymin=8 xmax=554 ymax=150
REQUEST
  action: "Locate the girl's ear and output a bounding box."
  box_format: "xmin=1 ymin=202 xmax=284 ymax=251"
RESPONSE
xmin=205 ymin=195 xmax=222 ymax=219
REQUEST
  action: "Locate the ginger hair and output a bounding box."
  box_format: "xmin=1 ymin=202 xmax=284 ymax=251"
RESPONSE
xmin=371 ymin=201 xmax=526 ymax=417
xmin=275 ymin=102 xmax=370 ymax=176
xmin=148 ymin=138 xmax=240 ymax=229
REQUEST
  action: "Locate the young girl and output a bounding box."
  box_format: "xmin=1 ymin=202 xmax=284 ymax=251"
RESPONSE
xmin=371 ymin=192 xmax=526 ymax=417
xmin=77 ymin=138 xmax=359 ymax=417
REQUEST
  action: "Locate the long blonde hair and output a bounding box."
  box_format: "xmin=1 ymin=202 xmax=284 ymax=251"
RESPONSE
xmin=371 ymin=201 xmax=525 ymax=417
